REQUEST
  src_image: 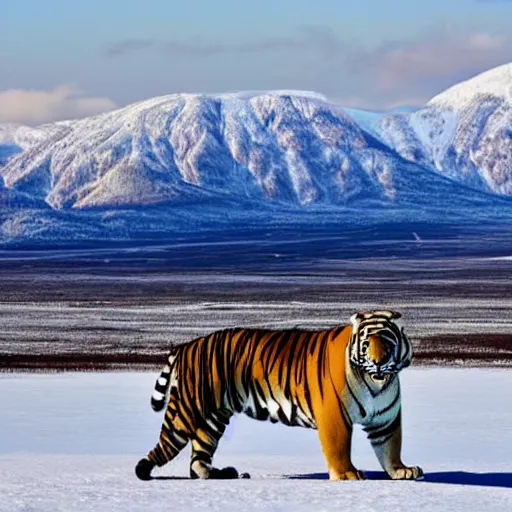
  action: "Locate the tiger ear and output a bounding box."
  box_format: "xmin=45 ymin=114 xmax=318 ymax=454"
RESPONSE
xmin=376 ymin=310 xmax=402 ymax=320
xmin=349 ymin=312 xmax=364 ymax=331
xmin=350 ymin=312 xmax=363 ymax=324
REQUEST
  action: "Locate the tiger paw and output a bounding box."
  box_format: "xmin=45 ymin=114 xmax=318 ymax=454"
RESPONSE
xmin=329 ymin=469 xmax=366 ymax=481
xmin=135 ymin=458 xmax=155 ymax=481
xmin=209 ymin=466 xmax=240 ymax=479
xmin=389 ymin=465 xmax=423 ymax=480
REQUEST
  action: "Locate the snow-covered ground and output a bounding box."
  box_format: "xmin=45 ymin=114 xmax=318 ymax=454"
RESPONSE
xmin=0 ymin=369 xmax=511 ymax=511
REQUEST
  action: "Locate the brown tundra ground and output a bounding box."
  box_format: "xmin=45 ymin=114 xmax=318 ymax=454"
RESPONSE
xmin=1 ymin=243 xmax=510 ymax=371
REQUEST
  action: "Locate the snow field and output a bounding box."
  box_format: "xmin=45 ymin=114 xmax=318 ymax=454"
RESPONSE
xmin=0 ymin=369 xmax=511 ymax=511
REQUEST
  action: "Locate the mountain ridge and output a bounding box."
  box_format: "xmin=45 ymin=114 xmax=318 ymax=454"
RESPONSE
xmin=1 ymin=65 xmax=512 ymax=244
xmin=0 ymin=91 xmax=431 ymax=209
xmin=373 ymin=63 xmax=512 ymax=195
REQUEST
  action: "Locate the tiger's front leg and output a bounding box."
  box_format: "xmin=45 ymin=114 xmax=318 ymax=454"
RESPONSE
xmin=315 ymin=390 xmax=365 ymax=481
xmin=367 ymin=412 xmax=423 ymax=480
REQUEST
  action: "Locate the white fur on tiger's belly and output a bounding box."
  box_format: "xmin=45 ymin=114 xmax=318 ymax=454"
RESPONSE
xmin=254 ymin=396 xmax=315 ymax=428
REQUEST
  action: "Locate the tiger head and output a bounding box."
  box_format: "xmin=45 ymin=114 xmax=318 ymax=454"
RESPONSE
xmin=349 ymin=310 xmax=412 ymax=383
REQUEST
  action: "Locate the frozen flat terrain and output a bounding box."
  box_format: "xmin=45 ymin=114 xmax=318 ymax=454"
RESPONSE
xmin=0 ymin=369 xmax=511 ymax=511
xmin=1 ymin=254 xmax=511 ymax=368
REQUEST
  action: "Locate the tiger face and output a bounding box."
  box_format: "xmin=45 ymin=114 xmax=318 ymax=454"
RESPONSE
xmin=360 ymin=334 xmax=397 ymax=378
xmin=349 ymin=310 xmax=412 ymax=383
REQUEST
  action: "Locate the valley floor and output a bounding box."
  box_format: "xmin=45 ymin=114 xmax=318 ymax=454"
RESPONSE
xmin=0 ymin=369 xmax=511 ymax=511
xmin=1 ymin=254 xmax=511 ymax=368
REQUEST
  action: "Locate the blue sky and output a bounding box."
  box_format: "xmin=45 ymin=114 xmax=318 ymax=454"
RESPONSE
xmin=2 ymin=0 xmax=512 ymax=123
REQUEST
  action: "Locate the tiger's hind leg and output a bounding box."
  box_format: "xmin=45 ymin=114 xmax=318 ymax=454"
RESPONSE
xmin=189 ymin=411 xmax=247 ymax=479
xmin=135 ymin=408 xmax=190 ymax=480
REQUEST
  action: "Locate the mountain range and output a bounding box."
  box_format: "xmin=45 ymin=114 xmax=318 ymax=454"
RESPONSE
xmin=1 ymin=64 xmax=512 ymax=245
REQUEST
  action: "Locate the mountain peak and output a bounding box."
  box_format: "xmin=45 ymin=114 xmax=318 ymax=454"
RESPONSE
xmin=428 ymin=62 xmax=512 ymax=110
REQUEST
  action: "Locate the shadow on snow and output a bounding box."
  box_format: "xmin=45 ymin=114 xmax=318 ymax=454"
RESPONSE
xmin=288 ymin=471 xmax=512 ymax=489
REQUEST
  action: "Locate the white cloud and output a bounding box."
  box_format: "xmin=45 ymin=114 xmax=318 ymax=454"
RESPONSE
xmin=467 ymin=33 xmax=506 ymax=51
xmin=374 ymin=32 xmax=509 ymax=93
xmin=100 ymin=26 xmax=512 ymax=111
xmin=0 ymin=85 xmax=116 ymax=125
xmin=340 ymin=29 xmax=512 ymax=109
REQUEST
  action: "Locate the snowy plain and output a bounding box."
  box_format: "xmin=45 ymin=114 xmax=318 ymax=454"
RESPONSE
xmin=0 ymin=369 xmax=511 ymax=511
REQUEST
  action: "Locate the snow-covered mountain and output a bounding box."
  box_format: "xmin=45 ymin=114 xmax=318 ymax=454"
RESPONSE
xmin=0 ymin=123 xmax=66 ymax=166
xmin=373 ymin=63 xmax=512 ymax=195
xmin=1 ymin=67 xmax=512 ymax=244
xmin=0 ymin=90 xmax=496 ymax=212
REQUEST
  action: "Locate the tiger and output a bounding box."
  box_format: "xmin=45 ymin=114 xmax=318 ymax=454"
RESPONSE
xmin=135 ymin=310 xmax=423 ymax=481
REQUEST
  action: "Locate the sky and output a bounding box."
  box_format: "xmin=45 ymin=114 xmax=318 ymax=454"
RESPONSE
xmin=2 ymin=0 xmax=512 ymax=124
